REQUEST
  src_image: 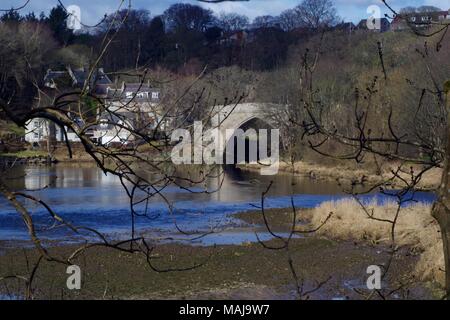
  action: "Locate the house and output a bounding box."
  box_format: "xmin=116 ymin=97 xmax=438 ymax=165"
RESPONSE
xmin=25 ymin=66 xmax=112 ymax=145
xmin=93 ymin=81 xmax=166 ymax=146
xmin=357 ymin=18 xmax=391 ymax=32
xmin=26 ymin=66 xmax=165 ymax=147
xmin=334 ymin=22 xmax=356 ymax=34
xmin=25 ymin=67 xmax=112 ymax=146
xmin=391 ymin=9 xmax=450 ymax=31
xmin=25 ymin=117 xmax=82 ymax=145
xmin=43 ymin=66 xmax=112 ymax=92
xmin=219 ymin=30 xmax=248 ymax=46
xmin=92 ymin=113 xmax=135 ymax=147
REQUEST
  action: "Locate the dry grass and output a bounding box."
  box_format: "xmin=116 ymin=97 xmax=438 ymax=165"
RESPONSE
xmin=308 ymin=199 xmax=444 ymax=287
xmin=239 ymin=161 xmax=441 ymax=190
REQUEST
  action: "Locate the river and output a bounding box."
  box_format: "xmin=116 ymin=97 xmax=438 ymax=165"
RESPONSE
xmin=0 ymin=163 xmax=435 ymax=246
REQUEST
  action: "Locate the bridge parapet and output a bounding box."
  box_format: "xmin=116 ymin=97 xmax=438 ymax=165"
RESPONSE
xmin=210 ymin=103 xmax=279 ymax=130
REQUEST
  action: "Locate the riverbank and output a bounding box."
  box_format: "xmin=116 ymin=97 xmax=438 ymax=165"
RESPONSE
xmin=0 ymin=237 xmax=433 ymax=300
xmin=0 ymin=147 xmax=92 ymax=164
xmin=0 ymin=148 xmax=56 ymax=163
xmin=0 ymin=207 xmax=440 ymax=300
xmin=0 ymin=143 xmax=172 ymax=164
xmin=308 ymin=199 xmax=444 ymax=289
xmin=235 ymin=201 xmax=445 ymax=294
xmin=238 ymin=161 xmax=441 ymax=190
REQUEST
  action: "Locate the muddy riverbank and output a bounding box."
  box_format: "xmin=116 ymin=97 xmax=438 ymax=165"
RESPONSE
xmin=0 ymin=208 xmax=439 ymax=300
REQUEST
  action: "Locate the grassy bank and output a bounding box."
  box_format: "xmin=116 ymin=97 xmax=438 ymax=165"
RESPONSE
xmin=0 ymin=150 xmax=49 ymax=158
xmin=309 ymin=199 xmax=444 ymax=288
xmin=238 ymin=161 xmax=441 ymax=190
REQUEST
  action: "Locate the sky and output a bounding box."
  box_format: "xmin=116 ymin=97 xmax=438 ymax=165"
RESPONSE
xmin=1 ymin=0 xmax=449 ymax=25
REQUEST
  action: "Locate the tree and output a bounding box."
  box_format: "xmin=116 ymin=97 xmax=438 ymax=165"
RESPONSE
xmin=278 ymin=8 xmax=303 ymax=31
xmin=294 ymin=0 xmax=339 ymax=29
xmin=24 ymin=12 xmax=38 ymax=23
xmin=217 ymin=12 xmax=249 ymax=32
xmin=97 ymin=9 xmax=152 ymax=70
xmin=142 ymin=16 xmax=166 ymax=66
xmin=435 ymin=82 xmax=450 ymax=297
xmin=163 ymin=3 xmax=214 ymax=32
xmin=0 ymin=5 xmax=248 ymax=298
xmin=45 ymin=5 xmax=73 ymax=45
xmin=0 ymin=22 xmax=56 ymax=115
xmin=252 ymin=15 xmax=279 ymax=29
xmin=99 ymin=8 xmax=151 ymax=33
xmin=242 ymin=27 xmax=288 ymax=70
xmin=298 ymin=21 xmax=450 ymax=297
xmin=1 ymin=9 xmax=22 ymax=23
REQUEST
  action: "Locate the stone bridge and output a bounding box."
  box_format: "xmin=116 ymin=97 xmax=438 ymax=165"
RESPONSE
xmin=209 ymin=102 xmax=279 ymax=144
xmin=172 ymin=103 xmax=281 ymax=174
xmin=206 ymin=103 xmax=280 ymax=173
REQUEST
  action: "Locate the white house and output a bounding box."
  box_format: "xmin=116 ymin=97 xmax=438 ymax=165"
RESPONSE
xmin=92 ymin=114 xmax=135 ymax=147
xmin=91 ymin=82 xmax=168 ymax=146
xmin=24 ymin=118 xmax=81 ymax=145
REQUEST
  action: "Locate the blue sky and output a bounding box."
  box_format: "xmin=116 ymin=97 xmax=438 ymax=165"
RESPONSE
xmin=2 ymin=0 xmax=449 ymax=24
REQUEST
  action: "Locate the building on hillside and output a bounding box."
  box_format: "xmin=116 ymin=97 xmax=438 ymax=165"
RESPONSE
xmin=25 ymin=117 xmax=82 ymax=145
xmin=43 ymin=66 xmax=112 ymax=92
xmin=27 ymin=67 xmax=166 ymax=147
xmin=391 ymin=9 xmax=450 ymax=31
xmin=220 ymin=30 xmax=248 ymax=46
xmin=357 ymin=18 xmax=391 ymax=32
xmin=93 ymin=81 xmax=166 ymax=146
xmin=25 ymin=67 xmax=112 ymax=146
xmin=334 ymin=22 xmax=356 ymax=34
xmin=92 ymin=113 xmax=135 ymax=147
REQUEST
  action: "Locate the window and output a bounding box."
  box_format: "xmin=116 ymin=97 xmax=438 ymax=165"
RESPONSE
xmin=100 ymin=119 xmax=108 ymax=128
xmin=33 ymin=121 xmax=39 ymax=128
xmin=137 ymin=92 xmax=148 ymax=99
xmin=34 ymin=132 xmax=39 ymax=138
xmin=125 ymin=91 xmax=133 ymax=99
xmin=152 ymin=92 xmax=159 ymax=100
xmin=411 ymin=17 xmax=416 ymax=22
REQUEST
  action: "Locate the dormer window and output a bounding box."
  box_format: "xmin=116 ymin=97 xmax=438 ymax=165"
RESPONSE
xmin=125 ymin=91 xmax=133 ymax=99
xmin=421 ymin=16 xmax=430 ymax=22
xmin=136 ymin=92 xmax=148 ymax=99
xmin=410 ymin=17 xmax=416 ymax=22
xmin=99 ymin=119 xmax=108 ymax=128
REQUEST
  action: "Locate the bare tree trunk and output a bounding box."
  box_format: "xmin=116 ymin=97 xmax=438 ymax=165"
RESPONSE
xmin=47 ymin=121 xmax=56 ymax=157
xmin=432 ymin=81 xmax=450 ymax=297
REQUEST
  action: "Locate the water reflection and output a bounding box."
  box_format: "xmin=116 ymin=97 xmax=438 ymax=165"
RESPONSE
xmin=0 ymin=163 xmax=435 ymax=243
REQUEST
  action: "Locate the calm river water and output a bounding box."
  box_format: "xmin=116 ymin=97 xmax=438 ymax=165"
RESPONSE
xmin=0 ymin=163 xmax=435 ymax=245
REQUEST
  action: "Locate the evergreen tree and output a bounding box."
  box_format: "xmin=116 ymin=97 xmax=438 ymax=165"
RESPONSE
xmin=45 ymin=5 xmax=73 ymax=45
xmin=1 ymin=9 xmax=22 ymax=23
